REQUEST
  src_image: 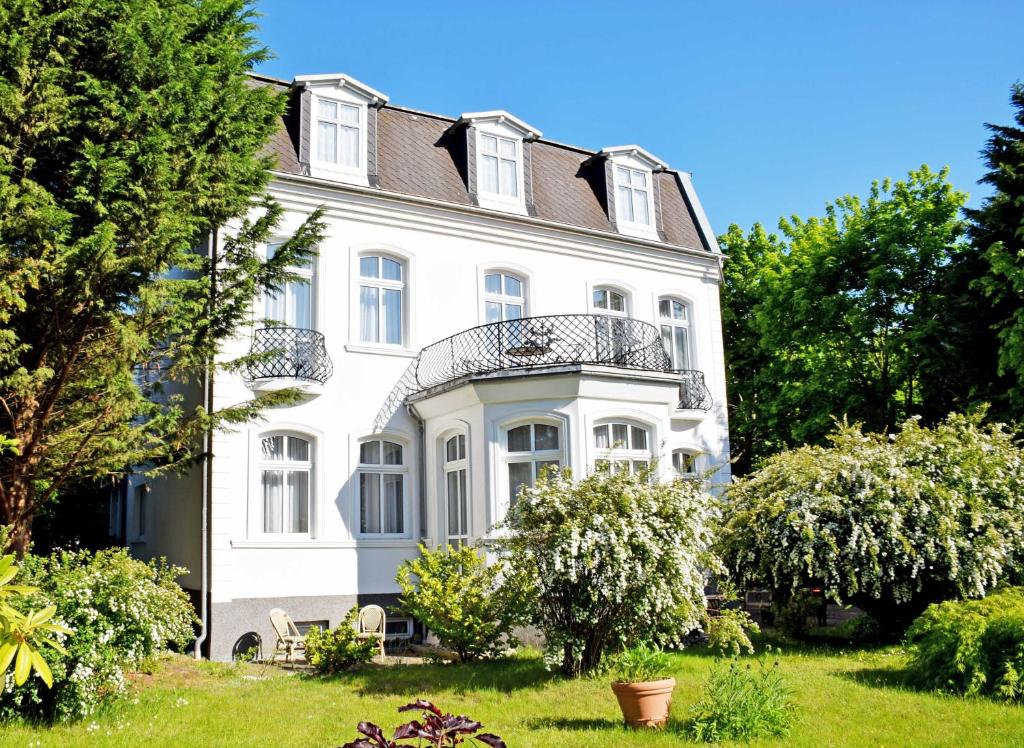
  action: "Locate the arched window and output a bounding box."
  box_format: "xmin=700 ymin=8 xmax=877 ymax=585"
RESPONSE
xmin=592 ymin=286 xmax=628 ymax=315
xmin=593 ymin=421 xmax=651 ymax=475
xmin=484 ymin=271 xmax=525 ymax=323
xmin=358 ymin=438 xmax=407 ymax=535
xmin=505 ymin=422 xmax=562 ymax=506
xmin=359 ymin=255 xmax=405 ymax=345
xmin=672 ymin=449 xmax=698 ymax=478
xmin=592 ymin=286 xmax=630 ymax=360
xmin=659 ymin=297 xmax=691 ymax=369
xmin=443 ymin=434 xmax=469 ymax=548
xmin=264 ymin=242 xmax=313 ymax=329
xmin=259 ymin=433 xmax=313 ymax=534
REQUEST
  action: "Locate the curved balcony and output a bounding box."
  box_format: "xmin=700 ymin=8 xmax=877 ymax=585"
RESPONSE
xmin=677 ymin=369 xmax=713 ymax=412
xmin=245 ymin=327 xmax=333 ymax=386
xmin=411 ymin=313 xmax=674 ymax=392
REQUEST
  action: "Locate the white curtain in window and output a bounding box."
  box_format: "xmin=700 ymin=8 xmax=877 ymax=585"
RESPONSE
xmin=288 ymin=471 xmax=309 ymax=533
xmin=262 ymin=470 xmax=283 ymax=533
xmin=383 ymin=474 xmax=404 ymax=533
xmin=339 ymin=125 xmax=359 ymax=167
xmin=383 ymin=289 xmax=402 ymax=345
xmin=360 ymin=473 xmax=381 ymax=534
xmin=360 ymin=286 xmax=379 ymax=343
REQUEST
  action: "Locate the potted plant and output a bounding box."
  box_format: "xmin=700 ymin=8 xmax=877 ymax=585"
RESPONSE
xmin=610 ymin=642 xmax=676 ymax=728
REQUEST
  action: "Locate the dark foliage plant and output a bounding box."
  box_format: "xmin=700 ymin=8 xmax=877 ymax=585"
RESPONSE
xmin=339 ymin=699 xmax=505 ymax=748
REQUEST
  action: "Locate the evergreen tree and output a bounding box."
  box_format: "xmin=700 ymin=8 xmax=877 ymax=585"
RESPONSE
xmin=0 ymin=0 xmax=322 ymax=554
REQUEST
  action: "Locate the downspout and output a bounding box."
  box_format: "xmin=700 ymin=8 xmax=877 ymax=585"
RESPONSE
xmin=194 ymin=228 xmax=217 ymax=659
xmin=406 ymin=402 xmax=427 ymax=544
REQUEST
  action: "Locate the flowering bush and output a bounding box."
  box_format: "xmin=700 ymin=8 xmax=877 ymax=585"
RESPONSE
xmin=0 ymin=548 xmax=196 ymax=722
xmin=718 ymin=413 xmax=1024 ymax=633
xmin=906 ymin=586 xmax=1024 ymax=702
xmin=396 ymin=544 xmax=530 ymax=662
xmin=501 ymin=467 xmax=717 ymax=676
xmin=304 ymin=609 xmax=376 ymax=674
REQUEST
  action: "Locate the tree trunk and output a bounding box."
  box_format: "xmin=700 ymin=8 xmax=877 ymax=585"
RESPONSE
xmin=1 ymin=465 xmax=37 ymax=558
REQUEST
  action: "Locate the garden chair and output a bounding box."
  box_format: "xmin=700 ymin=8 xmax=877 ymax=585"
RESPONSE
xmin=355 ymin=604 xmax=387 ymax=660
xmin=269 ymin=608 xmax=306 ymax=663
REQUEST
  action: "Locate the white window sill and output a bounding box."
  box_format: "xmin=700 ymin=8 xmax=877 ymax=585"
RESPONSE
xmin=231 ymin=538 xmax=420 ymax=549
xmin=344 ymin=343 xmax=418 ymax=359
xmin=476 ymin=194 xmax=529 ymax=216
xmin=617 ymin=222 xmax=660 ymax=241
xmin=309 ymin=165 xmax=369 ymax=187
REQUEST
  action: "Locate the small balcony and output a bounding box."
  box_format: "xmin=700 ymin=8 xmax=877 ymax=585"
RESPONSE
xmin=245 ymin=327 xmax=333 ymax=390
xmin=677 ymin=369 xmax=714 ymax=412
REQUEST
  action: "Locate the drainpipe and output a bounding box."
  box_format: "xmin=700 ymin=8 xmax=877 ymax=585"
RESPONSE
xmin=406 ymin=402 xmax=427 ymax=544
xmin=194 ymin=228 xmax=217 ymax=659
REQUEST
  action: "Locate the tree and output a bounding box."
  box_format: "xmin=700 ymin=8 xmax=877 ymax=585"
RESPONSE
xmin=717 ymin=413 xmax=1024 ymax=634
xmin=502 ymin=468 xmax=716 ymax=677
xmin=969 ymin=81 xmax=1024 ymax=413
xmin=720 ymin=166 xmax=995 ymax=473
xmin=0 ymin=0 xmax=323 ymax=554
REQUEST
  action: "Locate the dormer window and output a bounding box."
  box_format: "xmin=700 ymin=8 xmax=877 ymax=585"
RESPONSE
xmin=480 ymin=135 xmax=519 ymax=198
xmin=615 ymin=166 xmax=652 ymax=226
xmin=599 ymin=145 xmax=668 ymax=240
xmin=294 ymin=73 xmax=389 ymax=186
xmin=316 ymin=99 xmax=360 ymax=168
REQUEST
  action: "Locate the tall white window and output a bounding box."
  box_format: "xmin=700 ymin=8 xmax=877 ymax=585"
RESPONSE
xmin=616 ymin=166 xmax=652 ymax=226
xmin=484 ymin=272 xmax=525 ymax=323
xmin=592 ymin=286 xmax=629 ymax=360
xmin=673 ymin=449 xmax=697 ymax=477
xmin=443 ymin=434 xmax=469 ymax=548
xmin=594 ymin=422 xmax=651 ymax=475
xmin=659 ymin=297 xmax=691 ymax=369
xmin=505 ymin=422 xmax=561 ymax=506
xmin=260 ymin=433 xmax=312 ymax=534
xmin=264 ymin=243 xmax=313 ymax=329
xmin=359 ymin=255 xmax=404 ymax=345
xmin=358 ymin=439 xmax=407 ymax=535
xmin=480 ymin=134 xmax=519 ymax=198
xmin=316 ymin=98 xmax=360 ymax=168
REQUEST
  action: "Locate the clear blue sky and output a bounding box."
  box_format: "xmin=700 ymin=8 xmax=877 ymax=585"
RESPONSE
xmin=254 ymin=1 xmax=1023 ymax=235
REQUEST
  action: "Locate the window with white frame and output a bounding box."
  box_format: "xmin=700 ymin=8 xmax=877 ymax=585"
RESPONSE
xmin=264 ymin=242 xmax=314 ymax=329
xmin=592 ymin=286 xmax=629 ymax=360
xmin=316 ymin=98 xmax=361 ymax=169
xmin=594 ymin=422 xmax=652 ymax=475
xmin=672 ymin=449 xmax=698 ymax=477
xmin=479 ymin=134 xmax=520 ymax=198
xmin=484 ymin=272 xmax=525 ymax=323
xmin=505 ymin=422 xmax=561 ymax=506
xmin=443 ymin=434 xmax=469 ymax=548
xmin=358 ymin=438 xmax=407 ymax=535
xmin=592 ymin=286 xmax=627 ymax=315
xmin=260 ymin=433 xmax=313 ymax=534
xmin=659 ymin=297 xmax=691 ymax=370
xmin=615 ymin=166 xmax=652 ymax=226
xmin=359 ymin=255 xmax=404 ymax=345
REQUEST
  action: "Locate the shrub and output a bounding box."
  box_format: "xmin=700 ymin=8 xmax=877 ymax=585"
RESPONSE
xmin=340 ymin=698 xmax=505 ymax=748
xmin=719 ymin=413 xmax=1024 ymax=634
xmin=502 ymin=467 xmax=717 ymax=676
xmin=304 ymin=609 xmax=376 ymax=674
xmin=688 ymin=652 xmax=795 ymax=743
xmin=905 ymin=586 xmax=1024 ymax=702
xmin=707 ymin=608 xmax=759 ymax=657
xmin=611 ymin=642 xmax=672 ymax=683
xmin=0 ymin=548 xmax=196 ymax=722
xmin=0 ymin=552 xmax=71 ymax=688
xmin=775 ymin=591 xmax=822 ymax=640
xmin=396 ymin=544 xmax=529 ymax=662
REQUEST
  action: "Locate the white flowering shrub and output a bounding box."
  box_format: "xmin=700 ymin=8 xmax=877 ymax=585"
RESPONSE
xmin=501 ymin=467 xmax=718 ymax=676
xmin=0 ymin=548 xmax=196 ymax=722
xmin=719 ymin=413 xmax=1024 ymax=633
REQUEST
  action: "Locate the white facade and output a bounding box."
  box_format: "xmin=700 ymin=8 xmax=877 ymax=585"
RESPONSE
xmin=130 ymin=74 xmax=730 ymax=660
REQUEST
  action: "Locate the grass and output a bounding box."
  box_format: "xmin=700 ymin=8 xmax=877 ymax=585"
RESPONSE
xmin=1 ymin=643 xmax=1022 ymax=747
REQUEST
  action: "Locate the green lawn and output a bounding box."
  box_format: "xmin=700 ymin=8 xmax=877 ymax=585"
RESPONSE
xmin=2 ymin=645 xmax=1022 ymax=747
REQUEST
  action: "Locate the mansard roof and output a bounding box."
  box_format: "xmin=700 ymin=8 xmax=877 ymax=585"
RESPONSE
xmin=251 ymin=73 xmax=714 ymax=254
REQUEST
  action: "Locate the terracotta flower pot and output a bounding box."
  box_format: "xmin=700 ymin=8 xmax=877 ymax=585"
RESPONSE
xmin=611 ymin=677 xmax=676 ymax=728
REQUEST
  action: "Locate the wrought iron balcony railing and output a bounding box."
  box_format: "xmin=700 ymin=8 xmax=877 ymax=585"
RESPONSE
xmin=677 ymin=369 xmax=713 ymax=411
xmin=412 ymin=313 xmax=673 ymax=391
xmin=245 ymin=327 xmax=333 ymax=385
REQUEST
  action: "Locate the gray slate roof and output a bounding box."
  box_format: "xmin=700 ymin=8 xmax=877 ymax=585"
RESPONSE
xmin=254 ymin=74 xmax=711 ymax=253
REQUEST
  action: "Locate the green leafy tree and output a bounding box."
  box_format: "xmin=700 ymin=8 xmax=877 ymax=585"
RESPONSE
xmin=969 ymin=82 xmax=1024 ymax=412
xmin=721 ymin=166 xmax=995 ymax=473
xmin=0 ymin=0 xmax=323 ymax=554
xmin=718 ymin=413 xmax=1024 ymax=634
xmin=396 ymin=543 xmax=530 ymax=662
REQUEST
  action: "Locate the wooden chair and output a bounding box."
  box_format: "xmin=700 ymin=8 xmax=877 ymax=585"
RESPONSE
xmin=269 ymin=608 xmax=306 ymax=663
xmin=355 ymin=604 xmax=386 ymax=660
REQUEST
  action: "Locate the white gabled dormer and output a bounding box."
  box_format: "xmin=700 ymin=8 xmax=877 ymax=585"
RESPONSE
xmin=452 ymin=111 xmax=542 ymax=215
xmin=293 ymin=73 xmax=389 ymax=186
xmin=600 ymin=145 xmax=668 ymax=241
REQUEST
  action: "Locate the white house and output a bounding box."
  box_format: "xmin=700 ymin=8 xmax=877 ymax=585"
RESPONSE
xmin=121 ymin=72 xmax=731 ymax=660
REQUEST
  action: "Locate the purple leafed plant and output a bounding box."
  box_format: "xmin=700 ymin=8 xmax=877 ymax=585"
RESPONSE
xmin=339 ymin=699 xmax=506 ymax=748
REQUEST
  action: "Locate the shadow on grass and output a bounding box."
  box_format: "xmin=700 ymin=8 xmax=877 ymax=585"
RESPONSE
xmin=836 ymin=666 xmax=917 ymax=691
xmin=315 ymin=655 xmax=556 ymax=695
xmin=527 ymin=717 xmax=623 ymax=731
